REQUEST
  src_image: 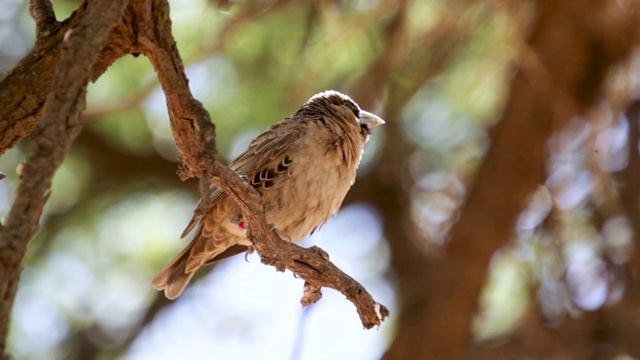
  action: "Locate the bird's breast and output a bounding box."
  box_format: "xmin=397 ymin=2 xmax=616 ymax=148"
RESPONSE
xmin=260 ymin=125 xmax=363 ymax=242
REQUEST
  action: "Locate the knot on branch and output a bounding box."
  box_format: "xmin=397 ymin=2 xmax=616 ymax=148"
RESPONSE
xmin=301 ymin=281 xmax=322 ymax=306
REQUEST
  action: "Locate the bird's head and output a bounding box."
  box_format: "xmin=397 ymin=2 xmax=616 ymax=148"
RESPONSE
xmin=302 ymin=90 xmax=385 ymax=137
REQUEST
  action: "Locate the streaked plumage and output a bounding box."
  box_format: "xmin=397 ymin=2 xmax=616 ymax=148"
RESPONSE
xmin=152 ymin=90 xmax=384 ymax=299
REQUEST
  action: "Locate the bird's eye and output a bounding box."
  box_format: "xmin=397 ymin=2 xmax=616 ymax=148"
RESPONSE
xmin=344 ymin=101 xmax=360 ymax=117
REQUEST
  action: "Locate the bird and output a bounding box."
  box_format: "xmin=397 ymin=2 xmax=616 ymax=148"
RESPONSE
xmin=151 ymin=90 xmax=384 ymax=299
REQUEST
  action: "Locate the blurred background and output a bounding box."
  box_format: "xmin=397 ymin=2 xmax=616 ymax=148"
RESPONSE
xmin=1 ymin=0 xmax=640 ymax=359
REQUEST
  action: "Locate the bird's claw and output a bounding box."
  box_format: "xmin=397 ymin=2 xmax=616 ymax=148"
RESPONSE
xmin=309 ymin=245 xmax=330 ymax=261
xmin=244 ymin=245 xmax=255 ymax=262
xmin=271 ymin=225 xmax=292 ymax=242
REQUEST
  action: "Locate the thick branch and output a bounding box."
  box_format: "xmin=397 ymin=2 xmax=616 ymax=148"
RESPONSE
xmin=0 ymin=6 xmax=83 ymax=154
xmin=0 ymin=0 xmax=127 ymax=354
xmin=210 ymin=161 xmax=389 ymax=328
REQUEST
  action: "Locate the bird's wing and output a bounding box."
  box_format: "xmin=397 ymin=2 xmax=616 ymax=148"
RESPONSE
xmin=229 ymin=117 xmax=302 ymax=176
xmin=181 ymin=117 xmax=304 ymax=238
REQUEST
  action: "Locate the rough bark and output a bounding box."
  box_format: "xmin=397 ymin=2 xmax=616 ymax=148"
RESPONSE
xmin=0 ymin=0 xmax=128 ymax=354
xmin=0 ymin=5 xmax=83 ymax=154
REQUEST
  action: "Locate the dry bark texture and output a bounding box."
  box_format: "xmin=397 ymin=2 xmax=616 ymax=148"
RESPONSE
xmin=0 ymin=0 xmax=128 ymax=353
xmin=0 ymin=0 xmax=389 ymax=356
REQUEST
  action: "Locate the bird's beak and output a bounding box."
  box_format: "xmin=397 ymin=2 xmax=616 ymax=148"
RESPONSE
xmin=359 ymin=110 xmax=385 ymax=129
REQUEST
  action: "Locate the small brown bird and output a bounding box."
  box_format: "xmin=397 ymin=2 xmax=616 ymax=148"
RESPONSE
xmin=152 ymin=90 xmax=384 ymax=299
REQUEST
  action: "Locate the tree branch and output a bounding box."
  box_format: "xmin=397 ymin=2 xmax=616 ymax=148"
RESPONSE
xmin=28 ymin=0 xmax=57 ymax=38
xmin=209 ymin=161 xmax=388 ymax=327
xmin=135 ymin=0 xmax=388 ymax=328
xmin=0 ymin=0 xmax=127 ymax=354
xmin=0 ymin=5 xmax=84 ymax=154
xmin=135 ymin=0 xmax=216 ymax=180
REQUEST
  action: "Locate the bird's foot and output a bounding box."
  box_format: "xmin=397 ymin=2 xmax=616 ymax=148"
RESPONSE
xmin=309 ymin=245 xmax=330 ymax=261
xmin=270 ymin=225 xmax=292 ymax=242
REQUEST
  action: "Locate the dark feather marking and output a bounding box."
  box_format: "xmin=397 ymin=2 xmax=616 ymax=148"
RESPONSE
xmin=251 ymin=173 xmax=261 ymax=187
xmin=264 ymin=168 xmax=276 ymax=180
xmin=252 ymin=164 xmax=283 ymax=189
xmin=277 ymin=156 xmax=292 ymax=172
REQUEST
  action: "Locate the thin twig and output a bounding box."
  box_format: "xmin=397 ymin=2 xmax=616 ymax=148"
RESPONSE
xmin=28 ymin=0 xmax=57 ymax=37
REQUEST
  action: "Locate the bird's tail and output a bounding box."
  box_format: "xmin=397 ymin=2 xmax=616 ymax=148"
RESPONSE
xmin=151 ymin=238 xmax=199 ymax=300
xmin=151 ymin=233 xmax=250 ymax=299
